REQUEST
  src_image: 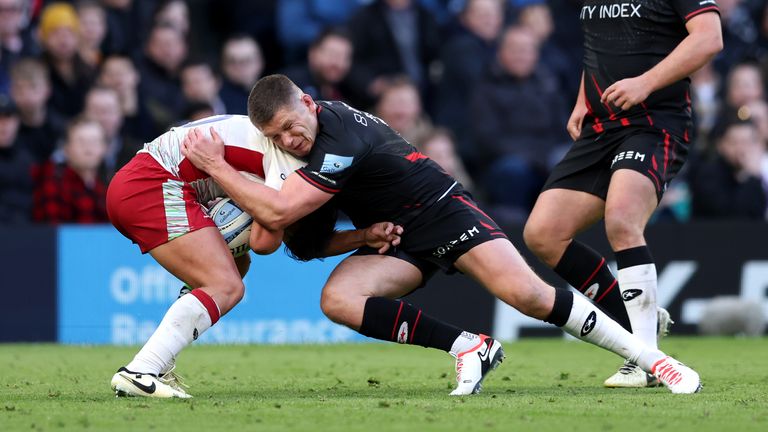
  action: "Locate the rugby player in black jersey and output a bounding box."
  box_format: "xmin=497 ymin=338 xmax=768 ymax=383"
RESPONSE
xmin=523 ymin=1 xmax=722 ymax=387
xmin=181 ymin=74 xmax=703 ymax=394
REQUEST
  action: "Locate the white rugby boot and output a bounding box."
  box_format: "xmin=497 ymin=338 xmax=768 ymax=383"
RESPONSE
xmin=651 ymin=356 xmax=702 ymax=394
xmin=604 ymin=360 xmax=661 ymax=388
xmin=158 ymin=360 xmax=189 ymax=394
xmin=450 ymin=334 xmax=504 ymax=396
xmin=603 ymin=307 xmax=674 ymax=388
xmin=111 ymin=367 xmax=192 ymax=398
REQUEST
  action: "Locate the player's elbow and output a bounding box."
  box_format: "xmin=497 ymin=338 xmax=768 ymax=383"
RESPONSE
xmin=700 ymin=29 xmax=723 ymax=58
xmin=248 ymin=222 xmax=284 ymax=254
xmin=250 ymin=233 xmax=283 ymax=255
xmin=263 ymin=208 xmax=293 ymax=231
xmin=707 ymin=33 xmax=723 ymax=56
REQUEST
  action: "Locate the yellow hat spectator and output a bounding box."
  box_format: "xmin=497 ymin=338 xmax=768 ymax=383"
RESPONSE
xmin=39 ymin=3 xmax=80 ymax=41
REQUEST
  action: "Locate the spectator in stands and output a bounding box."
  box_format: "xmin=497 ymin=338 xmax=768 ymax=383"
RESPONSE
xmin=138 ymin=23 xmax=187 ymax=133
xmin=544 ymin=0 xmax=584 ymax=104
xmin=276 ymin=0 xmax=365 ymax=64
xmin=10 ymin=57 xmax=66 ymax=164
xmin=417 ymin=127 xmax=475 ymax=193
xmin=434 ymin=0 xmax=504 ymax=155
xmin=180 ymin=59 xmax=226 ymax=116
xmin=282 ymin=28 xmax=355 ymax=103
xmin=517 ymin=1 xmax=577 ymax=100
xmin=0 ymin=94 xmax=34 ymax=224
xmin=690 ymin=118 xmax=768 ymax=220
xmin=756 ymin=2 xmax=768 ymax=60
xmin=76 ymin=0 xmax=107 ymax=68
xmin=747 ymin=99 xmax=768 ymax=145
xmin=725 ymin=62 xmax=764 ymax=112
xmin=100 ymin=0 xmax=141 ymax=57
xmin=39 ymin=2 xmax=96 ymax=119
xmin=469 ymin=26 xmax=569 ymax=218
xmin=347 ymin=0 xmax=441 ymax=108
xmin=98 ymin=55 xmax=156 ymax=143
xmin=83 ymin=86 xmax=140 ymax=179
xmin=181 ymin=101 xmax=214 ymax=123
xmin=690 ymin=61 xmax=722 ymax=143
xmin=374 ymin=76 xmax=432 ymax=145
xmin=714 ymin=0 xmax=761 ymax=76
xmin=218 ymin=34 xmax=263 ymax=115
xmin=152 ymin=0 xmax=189 ymax=37
xmin=0 ymin=0 xmax=39 ymax=94
xmin=32 ymin=117 xmax=108 ymax=224
xmin=0 ymin=0 xmax=37 ymax=56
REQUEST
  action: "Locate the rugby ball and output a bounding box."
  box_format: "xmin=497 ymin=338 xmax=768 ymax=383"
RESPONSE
xmin=208 ymin=197 xmax=253 ymax=257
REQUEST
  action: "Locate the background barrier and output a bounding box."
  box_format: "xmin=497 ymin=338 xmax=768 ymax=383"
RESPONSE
xmin=1 ymin=222 xmax=766 ymax=343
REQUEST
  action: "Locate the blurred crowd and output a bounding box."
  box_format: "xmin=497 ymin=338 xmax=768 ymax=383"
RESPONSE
xmin=1 ymin=0 xmax=768 ymax=226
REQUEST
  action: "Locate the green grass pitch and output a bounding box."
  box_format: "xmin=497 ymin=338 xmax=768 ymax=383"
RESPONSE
xmin=1 ymin=337 xmax=767 ymax=432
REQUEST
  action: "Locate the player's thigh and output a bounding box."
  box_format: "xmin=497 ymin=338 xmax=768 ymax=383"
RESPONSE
xmin=604 ymin=130 xmax=677 ymax=246
xmin=322 ymin=254 xmax=423 ymax=300
xmin=454 ymin=238 xmax=554 ymax=320
xmin=604 ymin=169 xmax=658 ymax=245
xmin=149 ymin=226 xmax=241 ymax=291
xmin=524 ymin=188 xmax=605 ymax=261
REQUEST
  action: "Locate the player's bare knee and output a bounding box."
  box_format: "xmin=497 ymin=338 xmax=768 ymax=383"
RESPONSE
xmin=218 ymin=278 xmax=245 ymax=306
xmin=523 ymin=220 xmax=566 ymax=265
xmin=320 ymin=286 xmax=348 ymax=323
xmin=502 ymin=285 xmax=544 ymax=318
xmin=605 ymin=213 xmax=644 ymax=250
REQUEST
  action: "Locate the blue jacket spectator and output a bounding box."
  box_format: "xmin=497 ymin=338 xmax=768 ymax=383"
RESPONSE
xmin=282 ymin=28 xmax=356 ymax=103
xmin=346 ymin=0 xmax=442 ymax=109
xmin=218 ymin=35 xmax=263 ymax=115
xmin=276 ymin=0 xmax=365 ymax=64
xmin=469 ymin=27 xmax=569 ymax=215
xmin=434 ymin=0 xmax=504 ymax=157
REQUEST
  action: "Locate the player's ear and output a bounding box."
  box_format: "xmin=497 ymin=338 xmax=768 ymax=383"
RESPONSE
xmin=300 ymin=93 xmax=315 ymax=110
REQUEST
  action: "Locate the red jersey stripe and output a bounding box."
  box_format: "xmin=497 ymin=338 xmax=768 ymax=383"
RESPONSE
xmin=296 ymin=170 xmax=341 ymax=194
xmin=685 ymin=6 xmax=719 ymax=21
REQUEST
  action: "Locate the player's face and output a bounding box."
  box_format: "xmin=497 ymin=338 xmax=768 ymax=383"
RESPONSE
xmin=262 ymin=96 xmax=317 ymax=158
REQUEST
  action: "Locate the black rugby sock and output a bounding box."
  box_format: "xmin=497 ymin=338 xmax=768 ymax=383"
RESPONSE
xmin=553 ymin=240 xmax=633 ymax=332
xmin=359 ymin=297 xmax=462 ymax=352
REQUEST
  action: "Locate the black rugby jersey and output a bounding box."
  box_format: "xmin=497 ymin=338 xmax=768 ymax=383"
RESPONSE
xmin=296 ymin=101 xmax=460 ymax=229
xmin=580 ymin=0 xmax=719 ymax=139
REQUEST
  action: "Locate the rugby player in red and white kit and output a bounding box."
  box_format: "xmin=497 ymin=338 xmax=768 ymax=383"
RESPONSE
xmin=107 ymin=115 xmax=402 ymax=398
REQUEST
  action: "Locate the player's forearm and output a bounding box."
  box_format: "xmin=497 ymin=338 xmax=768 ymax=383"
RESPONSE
xmin=205 ymin=161 xmax=290 ymax=229
xmin=640 ymin=24 xmax=722 ymax=95
xmin=323 ymin=229 xmax=366 ymax=257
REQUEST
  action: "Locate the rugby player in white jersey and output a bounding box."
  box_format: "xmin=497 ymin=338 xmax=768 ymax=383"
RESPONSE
xmin=106 ymin=115 xmax=402 ymax=398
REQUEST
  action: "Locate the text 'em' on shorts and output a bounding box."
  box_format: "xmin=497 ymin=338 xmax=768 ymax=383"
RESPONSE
xmin=543 ymin=126 xmax=689 ymax=201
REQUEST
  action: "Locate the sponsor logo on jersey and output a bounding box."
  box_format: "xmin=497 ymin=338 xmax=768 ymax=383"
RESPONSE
xmin=432 ymin=226 xmax=480 ymax=258
xmin=310 ymin=171 xmax=338 ymax=185
xmin=397 ymin=322 xmax=408 ymax=343
xmin=622 ymin=289 xmax=643 ymax=301
xmin=320 ymin=154 xmax=354 ymax=174
xmin=581 ymin=311 xmax=597 ymax=337
xmin=580 ymin=3 xmax=641 ymax=20
xmin=584 ymin=283 xmax=600 ymax=300
xmin=699 ymin=0 xmax=716 ymax=5
xmin=611 ymin=151 xmax=646 ymax=167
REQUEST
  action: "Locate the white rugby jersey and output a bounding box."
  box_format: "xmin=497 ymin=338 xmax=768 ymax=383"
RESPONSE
xmin=139 ymin=115 xmax=305 ymax=203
